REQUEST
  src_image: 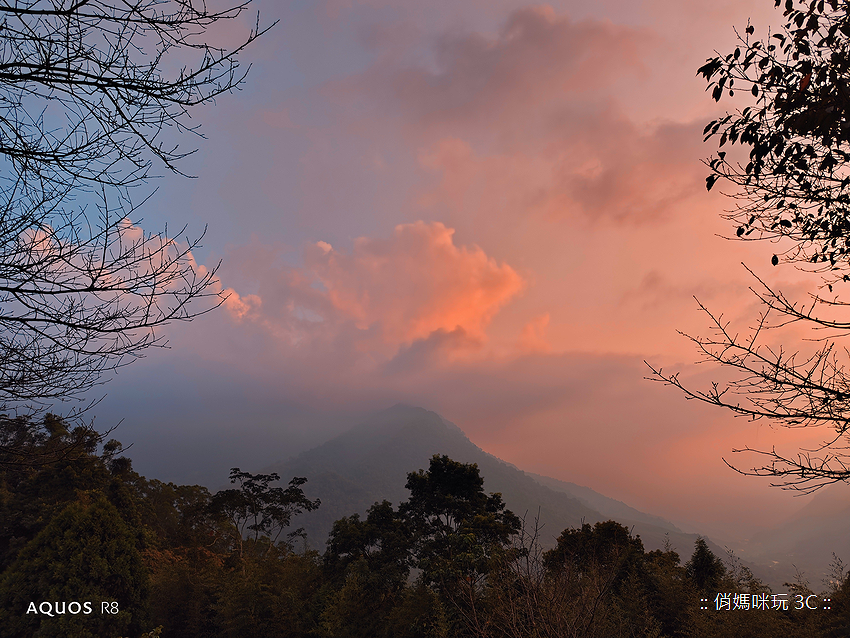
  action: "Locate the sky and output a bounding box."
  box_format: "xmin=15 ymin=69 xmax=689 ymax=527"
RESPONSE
xmin=79 ymin=0 xmax=842 ymax=542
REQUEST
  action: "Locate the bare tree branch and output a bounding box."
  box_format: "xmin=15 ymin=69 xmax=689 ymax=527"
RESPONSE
xmin=0 ymin=1 xmax=272 ymax=413
xmin=647 ymin=273 xmax=850 ymax=492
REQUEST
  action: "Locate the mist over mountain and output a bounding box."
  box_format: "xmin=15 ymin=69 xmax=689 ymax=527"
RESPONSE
xmin=737 ymin=483 xmax=850 ymax=588
xmin=525 ymin=472 xmax=685 ymax=533
xmin=267 ymin=405 xmax=726 ymax=562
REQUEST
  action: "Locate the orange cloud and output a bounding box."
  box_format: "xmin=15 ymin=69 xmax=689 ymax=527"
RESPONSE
xmin=223 ymin=221 xmax=525 ymax=351
xmin=305 ymin=221 xmax=525 ymax=343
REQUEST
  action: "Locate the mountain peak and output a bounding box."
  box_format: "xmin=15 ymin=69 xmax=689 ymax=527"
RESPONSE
xmin=358 ymin=404 xmax=469 ymax=437
xmin=265 ymin=405 xmax=704 ymax=558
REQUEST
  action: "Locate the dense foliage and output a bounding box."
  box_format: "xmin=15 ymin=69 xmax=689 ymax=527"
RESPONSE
xmin=699 ymin=0 xmax=850 ymax=275
xmin=1 ymin=415 xmax=848 ymax=637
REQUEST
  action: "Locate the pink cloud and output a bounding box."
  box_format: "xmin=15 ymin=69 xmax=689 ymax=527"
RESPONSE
xmin=416 ymin=113 xmax=705 ymax=225
xmin=379 ymin=6 xmax=653 ymax=132
xmin=313 ymin=6 xmax=706 ymax=225
xmin=224 ymin=220 xmax=525 ymax=350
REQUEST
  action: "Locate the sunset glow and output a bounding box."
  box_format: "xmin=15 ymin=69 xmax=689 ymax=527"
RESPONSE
xmin=92 ymin=0 xmax=841 ymax=541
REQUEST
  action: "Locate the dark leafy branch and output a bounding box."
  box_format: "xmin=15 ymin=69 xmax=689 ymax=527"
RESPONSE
xmin=699 ymin=0 xmax=850 ymax=279
xmin=650 ymin=0 xmax=850 ymax=491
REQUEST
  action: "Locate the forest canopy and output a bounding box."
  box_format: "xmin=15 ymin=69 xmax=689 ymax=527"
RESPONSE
xmin=1 ymin=415 xmax=848 ymax=637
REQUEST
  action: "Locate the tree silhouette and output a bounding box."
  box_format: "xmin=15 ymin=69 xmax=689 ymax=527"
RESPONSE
xmin=322 ymin=500 xmax=414 ymax=637
xmin=649 ymin=0 xmax=850 ymax=491
xmin=209 ymin=468 xmax=320 ymax=562
xmin=398 ymin=454 xmax=520 ymax=636
xmin=684 ymin=538 xmax=725 ymax=593
xmin=0 ymin=1 xmax=272 ymax=413
xmin=400 ymin=455 xmax=520 ymax=586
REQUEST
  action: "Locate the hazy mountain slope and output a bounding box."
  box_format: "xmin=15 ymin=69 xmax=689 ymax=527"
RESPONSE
xmin=267 ymin=405 xmax=718 ymax=563
xmin=269 ymin=405 xmax=595 ymax=547
xmin=738 ymin=483 xmax=850 ymax=586
xmin=526 ymin=472 xmax=684 ymax=532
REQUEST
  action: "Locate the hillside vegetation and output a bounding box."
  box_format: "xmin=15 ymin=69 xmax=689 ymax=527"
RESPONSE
xmin=2 ymin=412 xmax=849 ymax=637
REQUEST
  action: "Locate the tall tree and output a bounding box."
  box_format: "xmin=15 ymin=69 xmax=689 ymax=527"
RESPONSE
xmin=684 ymin=538 xmax=726 ymax=593
xmin=0 ymin=494 xmax=149 ymax=638
xmin=399 ymin=455 xmax=520 ymax=636
xmin=321 ymin=500 xmax=413 ymax=637
xmin=649 ymin=0 xmax=850 ymax=491
xmin=400 ymin=455 xmax=521 ymax=587
xmin=209 ymin=468 xmax=320 ymax=562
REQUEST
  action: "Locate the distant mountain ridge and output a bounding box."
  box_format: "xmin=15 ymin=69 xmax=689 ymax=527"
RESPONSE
xmin=526 ymin=472 xmax=684 ymax=533
xmin=736 ymin=482 xmax=850 ymax=587
xmin=266 ymin=404 xmax=725 ymax=562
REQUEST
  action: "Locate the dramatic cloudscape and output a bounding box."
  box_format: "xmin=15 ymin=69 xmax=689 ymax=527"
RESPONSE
xmin=87 ymin=0 xmax=835 ymax=541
